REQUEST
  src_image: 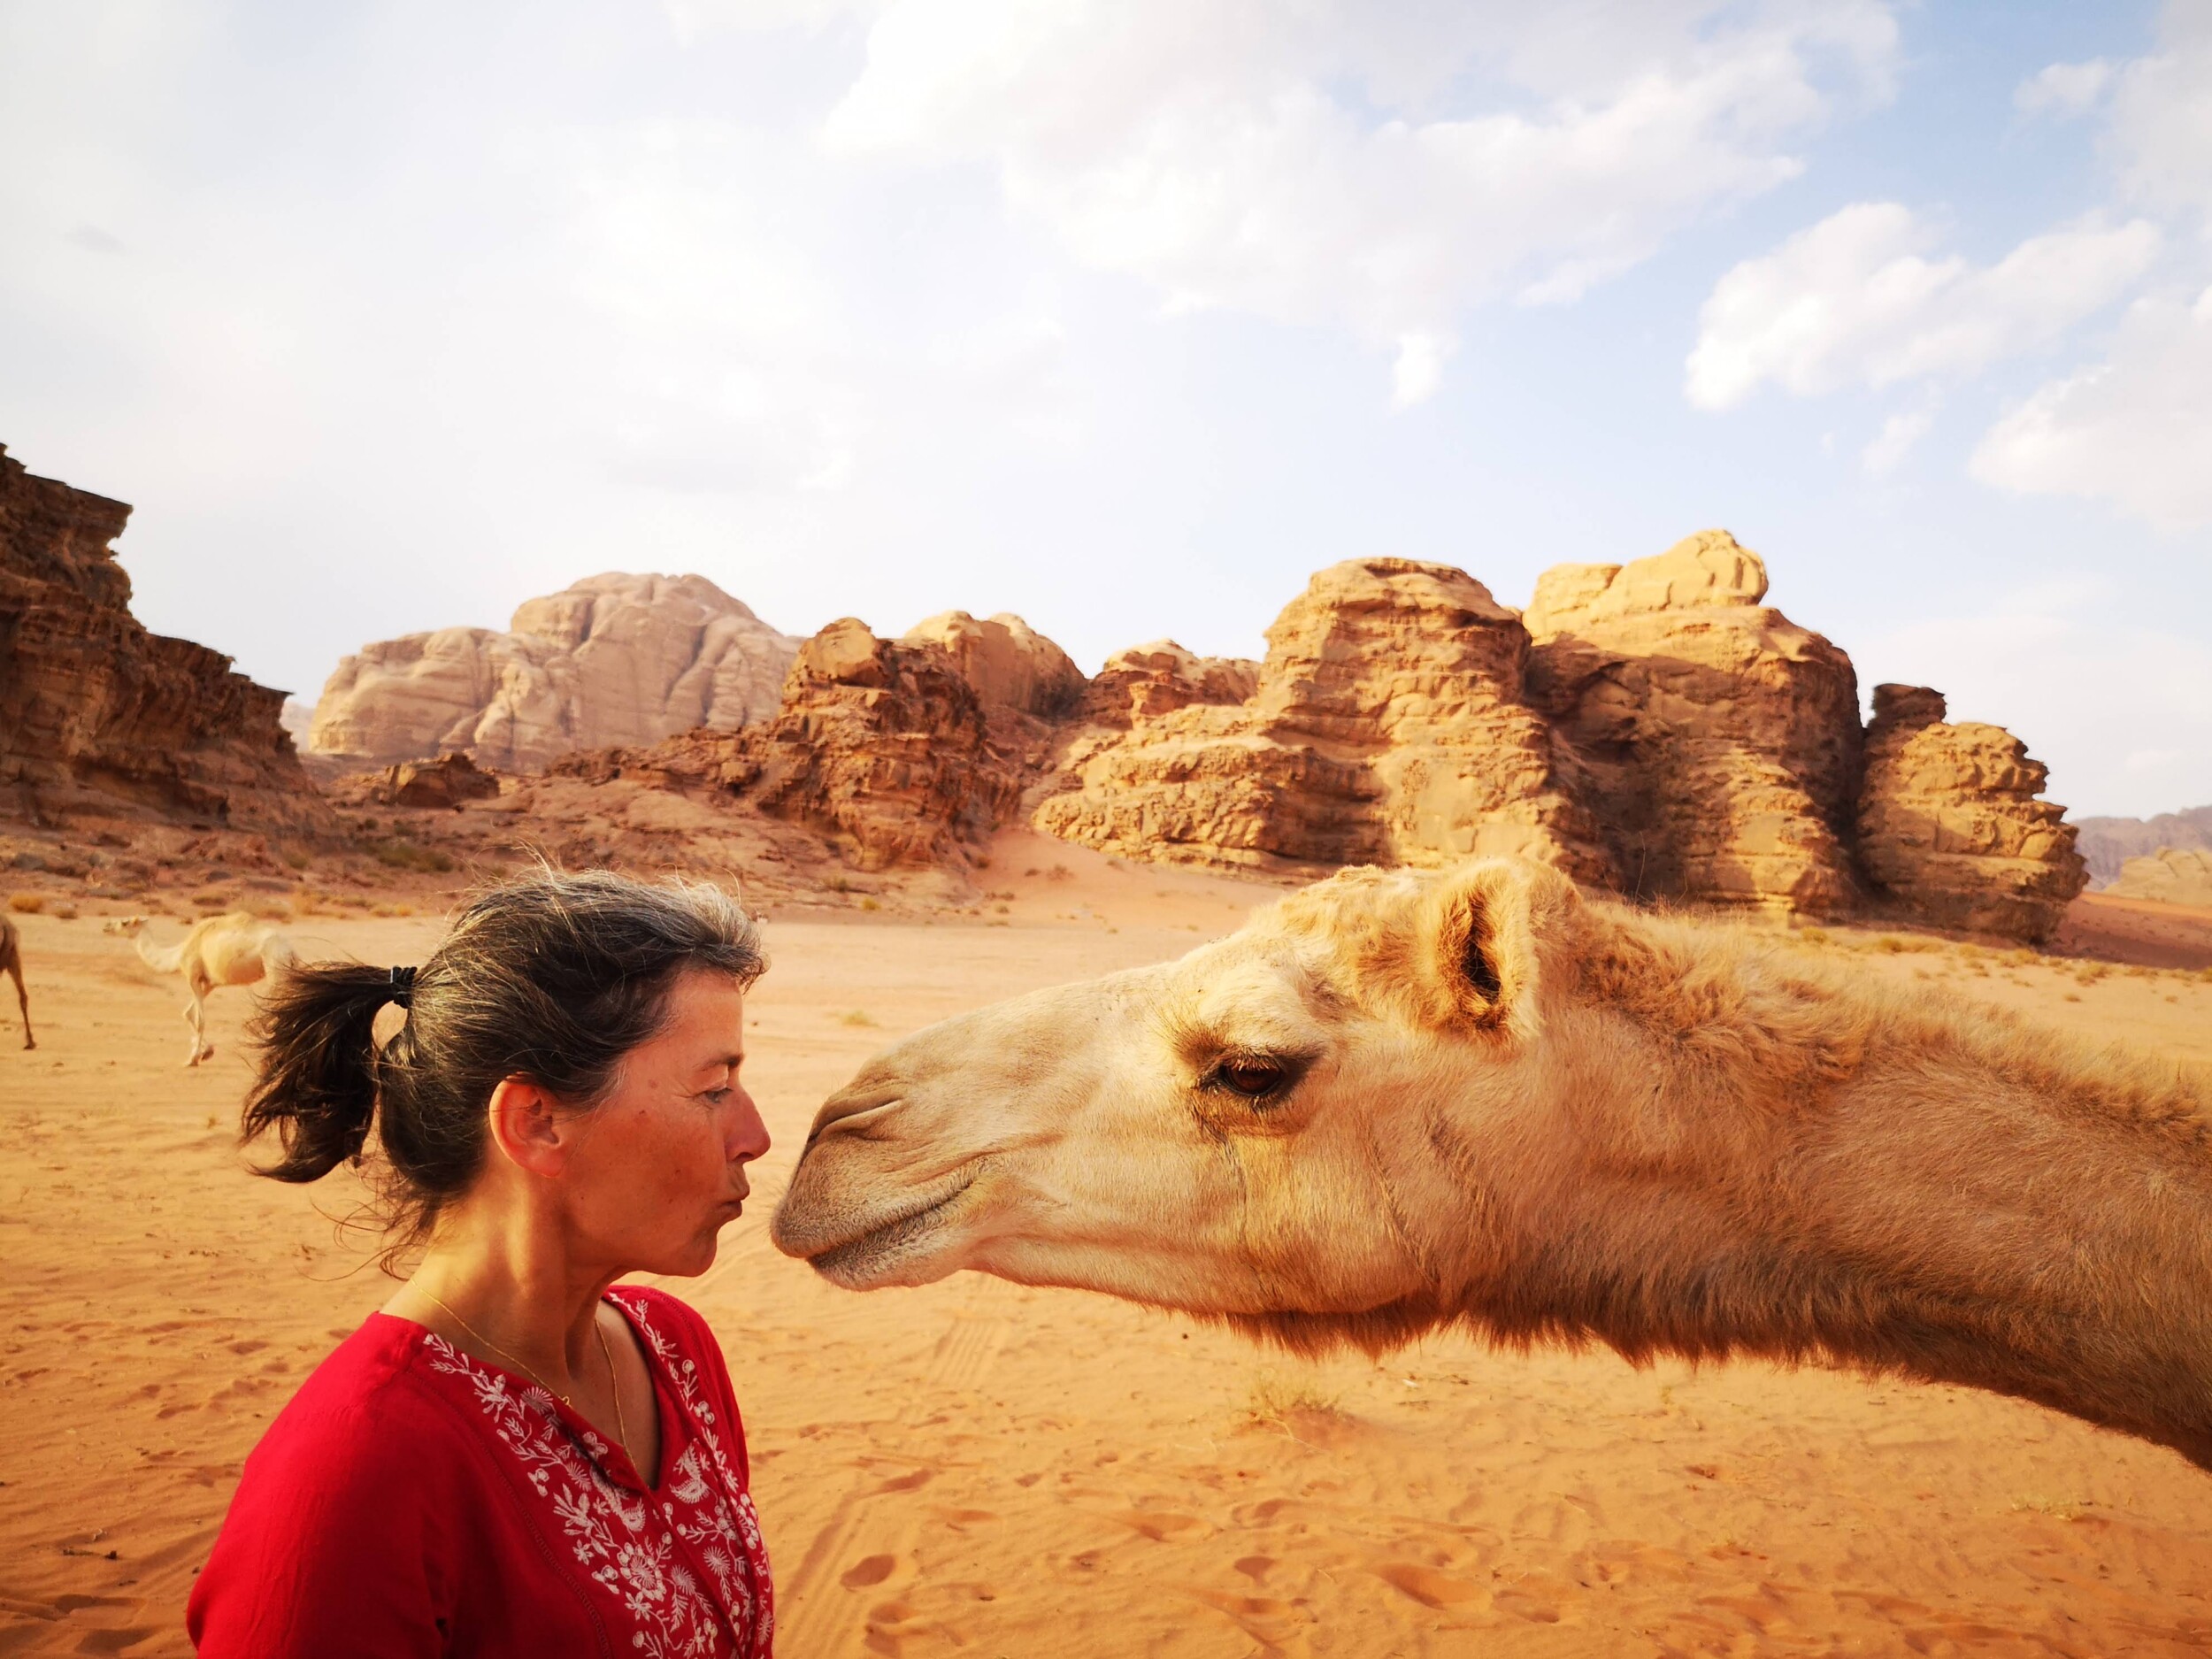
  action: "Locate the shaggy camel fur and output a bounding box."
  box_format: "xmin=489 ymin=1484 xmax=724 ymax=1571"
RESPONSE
xmin=0 ymin=916 xmax=30 ymax=1049
xmin=113 ymin=912 xmax=296 ymax=1068
xmin=776 ymin=858 xmax=2212 ymax=1471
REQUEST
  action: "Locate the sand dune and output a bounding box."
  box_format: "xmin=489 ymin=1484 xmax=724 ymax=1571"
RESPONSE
xmin=4 ymin=850 xmax=2211 ymax=1656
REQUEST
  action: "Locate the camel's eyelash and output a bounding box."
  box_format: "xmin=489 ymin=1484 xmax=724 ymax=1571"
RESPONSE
xmin=1198 ymin=1051 xmax=1312 ymax=1102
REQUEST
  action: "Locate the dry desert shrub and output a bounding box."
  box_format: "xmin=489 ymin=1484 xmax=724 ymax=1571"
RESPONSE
xmin=7 ymin=892 xmax=43 ymax=914
xmin=1242 ymin=1372 xmax=1346 ymax=1432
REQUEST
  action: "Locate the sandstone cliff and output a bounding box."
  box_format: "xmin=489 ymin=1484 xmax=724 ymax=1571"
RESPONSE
xmin=553 ymin=618 xmax=1024 ymax=872
xmin=0 ymin=442 xmax=324 ymax=831
xmin=1855 ymin=685 xmax=2087 ymax=941
xmin=1026 ymin=533 xmax=2081 ymax=935
xmin=307 ymin=573 xmax=799 ymax=772
xmin=1523 ymin=531 xmax=1862 ymax=917
xmin=1037 ymin=559 xmax=1614 ymax=880
xmin=2071 ymin=804 xmax=2212 ymax=887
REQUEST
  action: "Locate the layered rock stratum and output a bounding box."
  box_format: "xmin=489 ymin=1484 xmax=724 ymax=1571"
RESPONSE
xmin=1039 ymin=559 xmax=1616 ymax=880
xmin=1027 ymin=533 xmax=2083 ymax=939
xmin=306 ymin=572 xmax=799 ymax=772
xmin=1855 ymin=684 xmax=2088 ymax=939
xmin=1524 ymin=532 xmax=1862 ymax=917
xmin=0 ymin=442 xmax=324 ymax=831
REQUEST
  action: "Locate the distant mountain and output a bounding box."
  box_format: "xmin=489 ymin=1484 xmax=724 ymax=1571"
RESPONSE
xmin=2071 ymin=805 xmax=2212 ymax=887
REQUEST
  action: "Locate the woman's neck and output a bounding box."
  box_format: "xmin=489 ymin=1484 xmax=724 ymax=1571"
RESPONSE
xmin=390 ymin=1200 xmax=618 ymax=1395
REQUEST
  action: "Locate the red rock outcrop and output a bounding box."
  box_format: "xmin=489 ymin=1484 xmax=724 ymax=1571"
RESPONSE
xmin=1856 ymin=684 xmax=2087 ymax=941
xmin=902 ymin=611 xmax=1085 ymax=722
xmin=0 ymin=442 xmax=325 ymax=832
xmin=554 ymin=618 xmax=1024 ymax=872
xmin=307 ymin=573 xmax=798 ymax=772
xmin=1036 ymin=559 xmax=1613 ymax=879
xmin=1079 ymin=641 xmax=1261 ymax=726
xmin=361 ymin=751 xmax=503 ymax=811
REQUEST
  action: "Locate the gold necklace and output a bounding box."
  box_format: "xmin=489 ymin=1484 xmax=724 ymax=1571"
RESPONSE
xmin=419 ymin=1289 xmax=630 ymax=1462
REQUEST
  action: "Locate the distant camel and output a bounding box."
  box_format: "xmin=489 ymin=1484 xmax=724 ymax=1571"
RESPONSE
xmin=0 ymin=915 xmax=30 ymax=1049
xmin=111 ymin=912 xmax=296 ymax=1068
xmin=776 ymin=857 xmax=2212 ymax=1472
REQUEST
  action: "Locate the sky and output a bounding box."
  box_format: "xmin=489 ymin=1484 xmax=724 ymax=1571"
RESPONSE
xmin=2 ymin=0 xmax=2208 ymax=819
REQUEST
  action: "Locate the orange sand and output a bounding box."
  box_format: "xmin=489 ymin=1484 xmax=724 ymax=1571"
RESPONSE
xmin=4 ymin=842 xmax=2212 ymax=1656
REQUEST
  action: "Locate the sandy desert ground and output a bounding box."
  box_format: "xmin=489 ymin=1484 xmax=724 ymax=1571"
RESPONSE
xmin=4 ymin=835 xmax=2212 ymax=1658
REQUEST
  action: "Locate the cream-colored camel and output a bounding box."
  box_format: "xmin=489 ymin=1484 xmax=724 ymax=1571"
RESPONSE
xmin=776 ymin=858 xmax=2212 ymax=1471
xmin=0 ymin=915 xmax=30 ymax=1049
xmin=112 ymin=912 xmax=296 ymax=1067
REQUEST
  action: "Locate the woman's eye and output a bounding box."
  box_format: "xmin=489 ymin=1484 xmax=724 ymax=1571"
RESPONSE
xmin=1215 ymin=1057 xmax=1286 ymax=1099
xmin=702 ymin=1087 xmax=732 ymax=1105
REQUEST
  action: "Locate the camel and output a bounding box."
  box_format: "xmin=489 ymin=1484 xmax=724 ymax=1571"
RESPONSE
xmin=0 ymin=915 xmax=30 ymax=1049
xmin=111 ymin=912 xmax=296 ymax=1068
xmin=774 ymin=858 xmax=2212 ymax=1471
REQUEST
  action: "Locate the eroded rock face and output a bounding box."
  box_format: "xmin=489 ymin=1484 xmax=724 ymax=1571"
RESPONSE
xmin=1079 ymin=640 xmax=1261 ymax=726
xmin=1037 ymin=558 xmax=1613 ymax=879
xmin=1855 ymin=685 xmax=2086 ymax=941
xmin=365 ymin=752 xmax=503 ymax=811
xmin=902 ymin=611 xmax=1085 ymax=721
xmin=724 ymin=619 xmax=1022 ymax=870
xmin=307 ymin=573 xmax=799 ymax=772
xmin=1525 ymin=531 xmax=1861 ymax=916
xmin=0 ymin=442 xmax=324 ymax=831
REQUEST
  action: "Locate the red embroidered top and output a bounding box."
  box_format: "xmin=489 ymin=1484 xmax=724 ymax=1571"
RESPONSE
xmin=188 ymin=1287 xmax=773 ymax=1658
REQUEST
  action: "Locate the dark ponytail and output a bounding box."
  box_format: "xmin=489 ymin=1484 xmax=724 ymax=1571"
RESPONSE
xmin=242 ymin=868 xmax=765 ymax=1251
xmin=242 ymin=964 xmax=401 ymax=1181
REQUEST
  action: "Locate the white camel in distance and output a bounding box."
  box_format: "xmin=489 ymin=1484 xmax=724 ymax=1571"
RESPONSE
xmin=110 ymin=912 xmax=296 ymax=1067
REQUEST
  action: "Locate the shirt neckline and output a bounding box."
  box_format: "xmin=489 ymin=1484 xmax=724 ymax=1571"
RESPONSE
xmin=374 ymin=1292 xmax=682 ymax=1497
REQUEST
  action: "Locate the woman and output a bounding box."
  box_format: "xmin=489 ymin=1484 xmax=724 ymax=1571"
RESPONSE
xmin=188 ymin=869 xmax=775 ymax=1657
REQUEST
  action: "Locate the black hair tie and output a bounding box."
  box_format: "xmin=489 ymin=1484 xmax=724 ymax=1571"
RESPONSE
xmin=388 ymin=965 xmax=418 ymax=1009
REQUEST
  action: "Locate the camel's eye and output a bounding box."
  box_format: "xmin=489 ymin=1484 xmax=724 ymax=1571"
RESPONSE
xmin=1210 ymin=1055 xmax=1290 ymax=1101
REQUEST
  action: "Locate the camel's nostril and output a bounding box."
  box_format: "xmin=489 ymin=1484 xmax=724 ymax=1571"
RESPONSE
xmin=806 ymin=1082 xmax=907 ymax=1147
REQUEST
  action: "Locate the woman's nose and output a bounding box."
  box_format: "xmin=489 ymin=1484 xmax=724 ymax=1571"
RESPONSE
xmin=731 ymin=1089 xmax=772 ymax=1161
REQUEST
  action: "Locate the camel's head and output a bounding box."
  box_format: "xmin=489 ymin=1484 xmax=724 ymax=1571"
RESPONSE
xmin=772 ymin=858 xmax=1582 ymax=1349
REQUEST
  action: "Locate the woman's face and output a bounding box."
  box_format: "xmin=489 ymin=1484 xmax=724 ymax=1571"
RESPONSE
xmin=563 ymin=970 xmax=770 ymax=1278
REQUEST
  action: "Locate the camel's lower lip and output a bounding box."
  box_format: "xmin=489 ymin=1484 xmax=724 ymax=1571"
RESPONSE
xmin=805 ymin=1171 xmax=977 ymax=1283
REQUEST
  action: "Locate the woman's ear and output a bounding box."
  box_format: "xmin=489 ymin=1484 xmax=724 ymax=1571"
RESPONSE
xmin=486 ymin=1076 xmax=568 ymax=1178
xmin=1411 ymin=859 xmax=1575 ymax=1038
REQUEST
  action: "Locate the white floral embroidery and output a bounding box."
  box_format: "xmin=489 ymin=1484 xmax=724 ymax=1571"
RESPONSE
xmin=608 ymin=1293 xmax=775 ymax=1658
xmin=421 ymin=1301 xmax=768 ymax=1659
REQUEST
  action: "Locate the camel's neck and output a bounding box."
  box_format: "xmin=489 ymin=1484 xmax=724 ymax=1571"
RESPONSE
xmin=1486 ymin=954 xmax=2212 ymax=1468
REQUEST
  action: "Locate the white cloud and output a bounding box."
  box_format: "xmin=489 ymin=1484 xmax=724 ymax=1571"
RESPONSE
xmin=1861 ymin=403 xmax=1933 ymax=474
xmin=1970 ymin=284 xmax=2212 ymax=530
xmin=2015 ymin=58 xmax=2113 ymax=119
xmin=803 ymin=1 xmax=1898 ymax=396
xmin=1866 ymin=581 xmax=2212 ymax=818
xmin=1685 ymin=203 xmax=2160 ymax=408
xmin=2102 ymin=0 xmax=2212 ymax=231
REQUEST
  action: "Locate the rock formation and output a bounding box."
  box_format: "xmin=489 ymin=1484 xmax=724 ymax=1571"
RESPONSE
xmin=360 ymin=751 xmax=503 ymax=811
xmin=1855 ymin=684 xmax=2087 ymax=941
xmin=0 ymin=442 xmax=324 ymax=831
xmin=1026 ymin=533 xmax=2083 ymax=935
xmin=1079 ymin=641 xmax=1260 ymax=727
xmin=555 ymin=618 xmax=1024 ymax=872
xmin=1037 ymin=559 xmax=1614 ymax=879
xmin=902 ymin=611 xmax=1085 ymax=722
xmin=307 ymin=573 xmax=799 ymax=772
xmin=2106 ymin=848 xmax=2212 ymax=908
xmin=2071 ymin=804 xmax=2212 ymax=888
xmin=1523 ymin=531 xmax=1862 ymax=917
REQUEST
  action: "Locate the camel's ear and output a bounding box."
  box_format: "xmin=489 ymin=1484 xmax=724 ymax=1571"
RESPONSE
xmin=1411 ymin=860 xmax=1574 ymax=1039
